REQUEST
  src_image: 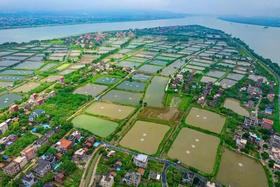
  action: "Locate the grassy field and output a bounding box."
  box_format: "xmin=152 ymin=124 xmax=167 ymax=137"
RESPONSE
xmin=120 ymin=120 xmax=170 ymax=154
xmin=85 ymin=102 xmax=136 ymax=120
xmin=185 ymin=107 xmax=226 ymax=134
xmin=168 ymin=128 xmax=220 ymax=174
xmin=72 ymin=114 xmax=118 ymax=138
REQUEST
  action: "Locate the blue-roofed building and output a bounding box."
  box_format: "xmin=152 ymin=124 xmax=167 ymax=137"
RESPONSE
xmin=93 ymin=142 xmax=101 ymax=148
xmin=265 ymin=107 xmax=273 ymax=115
xmin=29 ymin=109 xmax=45 ymax=122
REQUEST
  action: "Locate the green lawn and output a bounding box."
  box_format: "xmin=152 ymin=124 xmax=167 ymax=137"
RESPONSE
xmin=72 ymin=114 xmax=118 ymax=137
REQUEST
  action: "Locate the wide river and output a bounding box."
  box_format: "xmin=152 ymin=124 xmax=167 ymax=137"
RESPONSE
xmin=1 ymin=16 xmax=280 ymax=64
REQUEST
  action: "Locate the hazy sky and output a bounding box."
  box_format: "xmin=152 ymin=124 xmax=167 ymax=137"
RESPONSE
xmin=1 ymin=0 xmax=280 ymax=17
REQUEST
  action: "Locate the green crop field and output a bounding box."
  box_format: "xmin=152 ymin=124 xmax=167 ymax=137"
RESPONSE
xmin=72 ymin=114 xmax=119 ymax=138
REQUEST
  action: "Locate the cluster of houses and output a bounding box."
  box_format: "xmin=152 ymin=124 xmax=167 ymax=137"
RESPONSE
xmin=168 ymin=73 xmax=184 ymax=92
xmin=98 ymin=154 xmax=161 ymax=187
xmin=0 ymin=117 xmax=17 ymax=135
xmin=197 ymin=82 xmax=213 ymax=106
xmin=24 ymin=91 xmax=56 ymax=112
xmin=1 ymin=127 xmax=99 ymax=187
xmin=73 ymin=32 xmax=107 ymax=48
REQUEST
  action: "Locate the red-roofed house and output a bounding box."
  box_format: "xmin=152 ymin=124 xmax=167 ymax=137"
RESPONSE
xmin=21 ymin=146 xmax=37 ymax=160
xmin=57 ymin=139 xmax=72 ymax=151
xmin=261 ymin=118 xmax=274 ymax=130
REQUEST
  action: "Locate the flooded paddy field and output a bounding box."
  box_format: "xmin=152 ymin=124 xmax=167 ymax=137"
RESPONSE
xmin=80 ymin=55 xmax=99 ymax=64
xmin=206 ymin=70 xmax=226 ymax=79
xmin=139 ymin=107 xmax=182 ymax=123
xmin=116 ymin=80 xmax=146 ymax=92
xmin=0 ymin=93 xmax=22 ymax=109
xmin=39 ymin=63 xmax=57 ymax=72
xmin=85 ymin=102 xmax=135 ymax=120
xmin=127 ymin=57 xmax=147 ymax=63
xmin=189 ymin=61 xmax=211 ymax=67
xmin=42 ymin=75 xmax=63 ymax=82
xmin=13 ymin=82 xmax=40 ymax=93
xmin=0 ymin=75 xmax=26 ymax=82
xmin=72 ymin=114 xmax=118 ymax=138
xmin=117 ymin=61 xmax=142 ymax=68
xmin=216 ymin=148 xmax=268 ymax=187
xmin=220 ymin=78 xmax=237 ymax=89
xmin=160 ymin=60 xmax=185 ymax=77
xmin=185 ymin=107 xmax=225 ymax=134
xmin=59 ymin=69 xmax=76 ymax=75
xmin=148 ymin=60 xmax=169 ymax=66
xmin=14 ymin=61 xmax=44 ymax=70
xmin=137 ymin=64 xmax=162 ymax=74
xmin=132 ymin=73 xmax=151 ymax=82
xmin=120 ymin=120 xmax=170 ymax=154
xmin=168 ymin=128 xmax=220 ymax=174
xmin=225 ymin=73 xmax=244 ymax=81
xmin=0 ymin=69 xmax=34 ymax=76
xmin=102 ymin=89 xmax=142 ymax=106
xmin=223 ymin=98 xmax=249 ymax=117
xmin=0 ymin=82 xmax=13 ymax=88
xmin=94 ymin=77 xmax=120 ymax=85
xmin=74 ymin=83 xmax=108 ymax=97
xmin=144 ymin=76 xmax=169 ymax=107
xmin=186 ymin=65 xmax=205 ymax=71
xmin=200 ymin=76 xmax=217 ymax=83
xmin=0 ymin=60 xmax=20 ymax=67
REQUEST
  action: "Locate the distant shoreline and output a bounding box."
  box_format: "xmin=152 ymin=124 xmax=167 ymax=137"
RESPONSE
xmin=219 ymin=17 xmax=280 ymax=28
xmin=0 ymin=15 xmax=186 ymax=31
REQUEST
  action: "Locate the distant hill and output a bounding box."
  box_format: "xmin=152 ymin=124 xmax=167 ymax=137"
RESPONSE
xmin=0 ymin=10 xmax=187 ymax=30
xmin=220 ymin=16 xmax=280 ymax=28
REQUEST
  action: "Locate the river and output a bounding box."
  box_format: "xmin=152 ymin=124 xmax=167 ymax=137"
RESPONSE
xmin=1 ymin=16 xmax=280 ymax=64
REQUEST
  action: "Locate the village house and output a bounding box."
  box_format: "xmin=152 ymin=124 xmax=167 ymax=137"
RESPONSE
xmin=29 ymin=109 xmax=46 ymax=122
xmin=22 ymin=172 xmax=37 ymax=187
xmin=261 ymin=118 xmax=274 ymax=131
xmin=236 ymin=138 xmax=247 ymax=150
xmin=267 ymin=93 xmax=275 ymax=102
xmin=54 ymin=172 xmax=65 ymax=183
xmin=243 ymin=117 xmax=258 ymax=129
xmin=182 ymin=171 xmax=195 ymax=184
xmin=133 ymin=154 xmax=148 ymax=168
xmin=0 ymin=121 xmax=8 ymax=134
xmin=84 ymin=136 xmax=96 ymax=148
xmin=137 ymin=168 xmax=145 ymax=176
xmin=3 ymin=161 xmax=21 ymax=176
xmin=33 ymin=159 xmax=52 ymax=177
xmin=14 ymin=156 xmax=28 ymax=169
xmin=56 ymin=138 xmax=73 ymax=152
xmin=148 ymin=171 xmax=161 ymax=181
xmin=21 ymin=146 xmax=37 ymax=160
xmin=271 ymin=134 xmax=280 ymax=149
xmin=99 ymin=174 xmax=115 ymax=187
xmin=122 ymin=172 xmax=141 ymax=187
xmin=9 ymin=104 xmax=19 ymax=113
xmin=73 ymin=148 xmax=87 ymax=161
xmin=68 ymin=130 xmax=82 ymax=142
xmin=270 ymin=147 xmax=280 ymax=164
xmin=42 ymin=154 xmax=57 ymax=169
xmin=265 ymin=107 xmax=273 ymax=115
